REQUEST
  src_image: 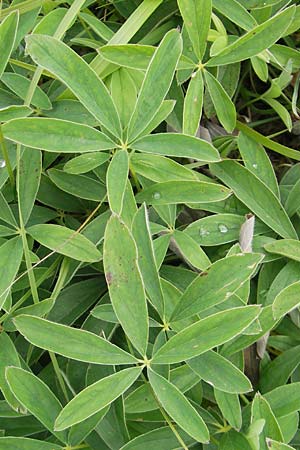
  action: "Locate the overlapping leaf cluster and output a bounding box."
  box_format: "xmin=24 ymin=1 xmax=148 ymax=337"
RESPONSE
xmin=0 ymin=0 xmax=300 ymax=449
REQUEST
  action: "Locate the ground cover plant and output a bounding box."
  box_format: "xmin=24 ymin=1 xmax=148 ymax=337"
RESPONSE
xmin=0 ymin=0 xmax=300 ymax=448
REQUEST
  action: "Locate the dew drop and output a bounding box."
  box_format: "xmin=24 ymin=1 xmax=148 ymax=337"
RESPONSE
xmin=225 ymin=292 xmax=233 ymax=299
xmin=199 ymin=227 xmax=210 ymax=237
xmin=0 ymin=159 xmax=6 ymax=169
xmin=153 ymin=192 xmax=161 ymax=200
xmin=252 ymin=163 xmax=258 ymax=169
xmin=218 ymin=223 xmax=228 ymax=234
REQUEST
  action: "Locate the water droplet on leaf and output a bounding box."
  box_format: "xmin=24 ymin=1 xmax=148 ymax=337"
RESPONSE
xmin=153 ymin=192 xmax=161 ymax=200
xmin=218 ymin=224 xmax=228 ymax=233
xmin=199 ymin=227 xmax=210 ymax=237
xmin=0 ymin=160 xmax=6 ymax=168
xmin=252 ymin=163 xmax=258 ymax=169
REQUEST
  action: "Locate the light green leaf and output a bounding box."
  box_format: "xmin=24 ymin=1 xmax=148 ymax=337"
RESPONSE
xmin=219 ymin=430 xmax=253 ymax=450
xmin=172 ymin=230 xmax=211 ymax=271
xmin=148 ymin=368 xmax=209 ymax=443
xmin=152 ymin=305 xmax=260 ymax=364
xmin=136 ymin=180 xmax=230 ymax=205
xmin=131 ymin=133 xmax=220 ymax=162
xmin=188 ymin=350 xmax=252 ymax=393
xmin=55 ymin=367 xmax=142 ymax=430
xmin=238 ymin=132 xmax=279 ymax=197
xmin=172 ymin=253 xmax=262 ymax=320
xmin=211 ymin=160 xmax=297 ymax=239
xmin=3 ymin=298 xmax=54 ymax=332
xmin=18 ymin=148 xmax=41 ymax=225
xmin=183 ymin=70 xmax=204 ymax=136
xmin=131 ymin=153 xmax=198 ymax=183
xmin=0 ymin=105 xmax=32 ymax=122
xmin=264 ymin=98 xmax=292 ymax=132
xmin=120 ymin=426 xmax=193 ymax=450
xmin=1 ymin=73 xmax=51 ymax=110
xmin=111 ymin=68 xmax=137 ymax=128
xmin=27 ymin=224 xmax=101 ymax=262
xmin=272 ymin=281 xmax=300 ymax=320
xmin=48 ymin=169 xmax=106 ymax=202
xmin=132 ymin=204 xmax=164 ymax=317
xmin=107 ymin=149 xmax=129 ymax=214
xmin=0 ymin=12 xmax=19 ymax=78
xmin=64 ymin=152 xmax=110 ymax=175
xmin=251 ymin=394 xmax=283 ymax=450
xmin=204 ymin=70 xmax=236 ymax=132
xmin=103 ymin=215 xmax=148 ymax=356
xmin=0 ymin=237 xmax=23 ymax=309
xmin=284 ymin=178 xmax=300 ymax=217
xmin=3 ymin=118 xmax=116 ymax=153
xmin=212 ymin=0 xmax=257 ymax=30
xmin=25 ymin=34 xmax=122 ymax=139
xmin=265 ymin=239 xmax=300 ymax=262
xmin=0 ymin=333 xmax=21 ymax=410
xmin=266 ymin=440 xmax=295 ymax=450
xmin=184 ymin=213 xmax=245 ymax=246
xmin=264 ymin=383 xmax=300 ymax=418
xmin=14 ymin=315 xmax=138 ymax=365
xmin=6 ymin=367 xmax=67 ymax=443
xmin=214 ymin=389 xmax=242 ymax=430
xmin=207 ymin=6 xmax=295 ymax=66
xmin=0 ymin=437 xmax=62 ymax=450
xmin=127 ymin=29 xmax=182 ymax=142
xmin=178 ymin=0 xmax=211 ymax=59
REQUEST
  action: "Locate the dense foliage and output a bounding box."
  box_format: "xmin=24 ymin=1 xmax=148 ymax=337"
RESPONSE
xmin=0 ymin=0 xmax=300 ymax=449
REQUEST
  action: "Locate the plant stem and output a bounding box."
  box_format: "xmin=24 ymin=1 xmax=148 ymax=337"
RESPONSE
xmin=49 ymin=351 xmax=70 ymax=403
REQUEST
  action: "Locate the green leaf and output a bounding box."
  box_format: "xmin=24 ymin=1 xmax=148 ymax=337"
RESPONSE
xmin=63 ymin=152 xmax=110 ymax=175
xmin=131 ymin=153 xmax=198 ymax=183
xmin=0 ymin=105 xmax=32 ymax=122
xmin=178 ymin=0 xmax=211 ymax=59
xmin=172 ymin=230 xmax=211 ymax=271
xmin=214 ymin=389 xmax=242 ymax=430
xmin=211 ymin=160 xmax=297 ymax=239
xmin=0 ymin=237 xmax=23 ymax=309
xmin=25 ymin=34 xmax=122 ymax=139
xmin=103 ymin=215 xmax=148 ymax=356
xmin=264 ymin=383 xmax=300 ymax=417
xmin=111 ymin=68 xmax=137 ymax=128
xmin=136 ymin=180 xmax=230 ymax=205
xmin=18 ymin=148 xmax=41 ymax=225
xmin=127 ymin=29 xmax=182 ymax=142
xmin=264 ymin=98 xmax=292 ymax=132
xmin=152 ymin=305 xmax=260 ymax=364
xmin=184 ymin=213 xmax=247 ymax=246
xmin=1 ymin=73 xmax=51 ymax=110
xmin=3 ymin=298 xmax=54 ymax=332
xmin=212 ymin=0 xmax=257 ymax=30
xmin=107 ymin=149 xmax=129 ymax=214
xmin=172 ymin=253 xmax=262 ymax=320
xmin=251 ymin=394 xmax=283 ymax=450
xmin=265 ymin=239 xmax=300 ymax=262
xmin=183 ymin=70 xmax=204 ymax=136
xmin=272 ymin=282 xmax=300 ymax=320
xmin=6 ymin=367 xmax=67 ymax=443
xmin=204 ymin=70 xmax=236 ymax=132
xmin=284 ymin=178 xmax=300 ymax=217
xmin=120 ymin=426 xmax=194 ymax=450
xmin=14 ymin=315 xmax=138 ymax=365
xmin=188 ymin=350 xmax=252 ymax=393
xmin=207 ymin=6 xmax=295 ymax=66
xmin=266 ymin=440 xmax=295 ymax=450
xmin=0 ymin=438 xmax=62 ymax=450
xmin=0 ymin=333 xmax=21 ymax=411
xmin=132 ymin=204 xmax=164 ymax=317
xmin=219 ymin=430 xmax=253 ymax=450
xmin=238 ymin=132 xmax=279 ymax=197
xmin=148 ymin=368 xmax=209 ymax=443
xmin=131 ymin=133 xmax=220 ymax=162
xmin=3 ymin=118 xmax=116 ymax=153
xmin=55 ymin=367 xmax=142 ymax=430
xmin=48 ymin=169 xmax=106 ymax=202
xmin=68 ymin=408 xmax=109 ymax=447
xmin=0 ymin=12 xmax=19 ymax=78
